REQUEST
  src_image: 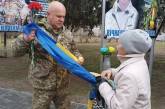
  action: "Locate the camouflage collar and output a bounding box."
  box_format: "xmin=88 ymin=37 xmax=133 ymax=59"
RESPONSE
xmin=47 ymin=25 xmax=63 ymax=37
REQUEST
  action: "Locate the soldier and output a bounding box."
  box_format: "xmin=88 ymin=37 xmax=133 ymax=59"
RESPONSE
xmin=13 ymin=1 xmax=84 ymax=109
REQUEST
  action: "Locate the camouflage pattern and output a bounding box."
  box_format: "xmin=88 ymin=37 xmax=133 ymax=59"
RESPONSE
xmin=12 ymin=18 xmax=82 ymax=109
xmin=32 ymin=88 xmax=70 ymax=109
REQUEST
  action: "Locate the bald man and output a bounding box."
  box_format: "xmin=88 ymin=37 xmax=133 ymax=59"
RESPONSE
xmin=12 ymin=1 xmax=84 ymax=109
xmin=47 ymin=1 xmax=66 ymax=31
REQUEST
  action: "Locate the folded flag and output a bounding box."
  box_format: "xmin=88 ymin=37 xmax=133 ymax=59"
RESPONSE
xmin=23 ymin=23 xmax=96 ymax=85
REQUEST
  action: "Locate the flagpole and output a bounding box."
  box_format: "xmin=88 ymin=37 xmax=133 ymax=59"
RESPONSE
xmin=149 ymin=16 xmax=165 ymax=77
xmin=100 ymin=0 xmax=110 ymax=72
xmin=100 ymin=0 xmax=109 ymax=108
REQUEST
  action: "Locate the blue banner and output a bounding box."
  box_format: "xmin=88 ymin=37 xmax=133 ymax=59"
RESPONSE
xmin=106 ymin=29 xmax=156 ymax=38
xmin=106 ymin=29 xmax=125 ymax=37
xmin=0 ymin=25 xmax=23 ymax=32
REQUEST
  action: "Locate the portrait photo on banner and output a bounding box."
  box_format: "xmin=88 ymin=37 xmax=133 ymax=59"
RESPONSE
xmin=0 ymin=0 xmax=29 ymax=32
xmin=105 ymin=0 xmax=140 ymax=39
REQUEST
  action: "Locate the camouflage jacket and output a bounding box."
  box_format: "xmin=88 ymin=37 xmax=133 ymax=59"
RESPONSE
xmin=13 ymin=19 xmax=83 ymax=90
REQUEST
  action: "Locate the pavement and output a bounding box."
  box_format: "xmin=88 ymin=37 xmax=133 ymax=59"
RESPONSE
xmin=0 ymin=88 xmax=86 ymax=109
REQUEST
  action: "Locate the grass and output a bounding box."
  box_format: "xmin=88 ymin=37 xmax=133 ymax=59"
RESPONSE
xmin=78 ymin=43 xmax=120 ymax=73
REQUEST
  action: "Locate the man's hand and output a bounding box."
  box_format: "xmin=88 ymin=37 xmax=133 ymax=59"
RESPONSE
xmin=78 ymin=56 xmax=84 ymax=65
xmin=101 ymin=69 xmax=112 ymax=80
xmin=24 ymin=30 xmax=36 ymax=42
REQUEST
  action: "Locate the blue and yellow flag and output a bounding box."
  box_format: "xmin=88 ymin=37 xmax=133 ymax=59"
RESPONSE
xmin=23 ymin=23 xmax=96 ymax=85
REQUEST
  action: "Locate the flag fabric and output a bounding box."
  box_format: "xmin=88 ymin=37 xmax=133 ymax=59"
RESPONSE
xmin=23 ymin=23 xmax=97 ymax=85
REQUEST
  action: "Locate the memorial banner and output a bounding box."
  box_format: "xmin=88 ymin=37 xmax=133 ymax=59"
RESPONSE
xmin=105 ymin=0 xmax=156 ymax=38
xmin=34 ymin=0 xmax=48 ymax=17
xmin=0 ymin=0 xmax=28 ymax=31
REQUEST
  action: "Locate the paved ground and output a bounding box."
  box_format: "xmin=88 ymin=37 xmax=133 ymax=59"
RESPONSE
xmin=0 ymin=88 xmax=32 ymax=109
xmin=0 ymin=88 xmax=86 ymax=109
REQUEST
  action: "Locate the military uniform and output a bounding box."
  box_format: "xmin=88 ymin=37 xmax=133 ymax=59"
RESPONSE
xmin=13 ymin=18 xmax=83 ymax=109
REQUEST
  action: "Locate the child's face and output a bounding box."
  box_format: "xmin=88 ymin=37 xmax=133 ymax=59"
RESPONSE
xmin=118 ymin=0 xmax=130 ymax=9
xmin=119 ymin=0 xmax=130 ymax=4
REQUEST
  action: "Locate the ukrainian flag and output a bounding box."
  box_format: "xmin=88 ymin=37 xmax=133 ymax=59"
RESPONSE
xmin=23 ymin=23 xmax=96 ymax=85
